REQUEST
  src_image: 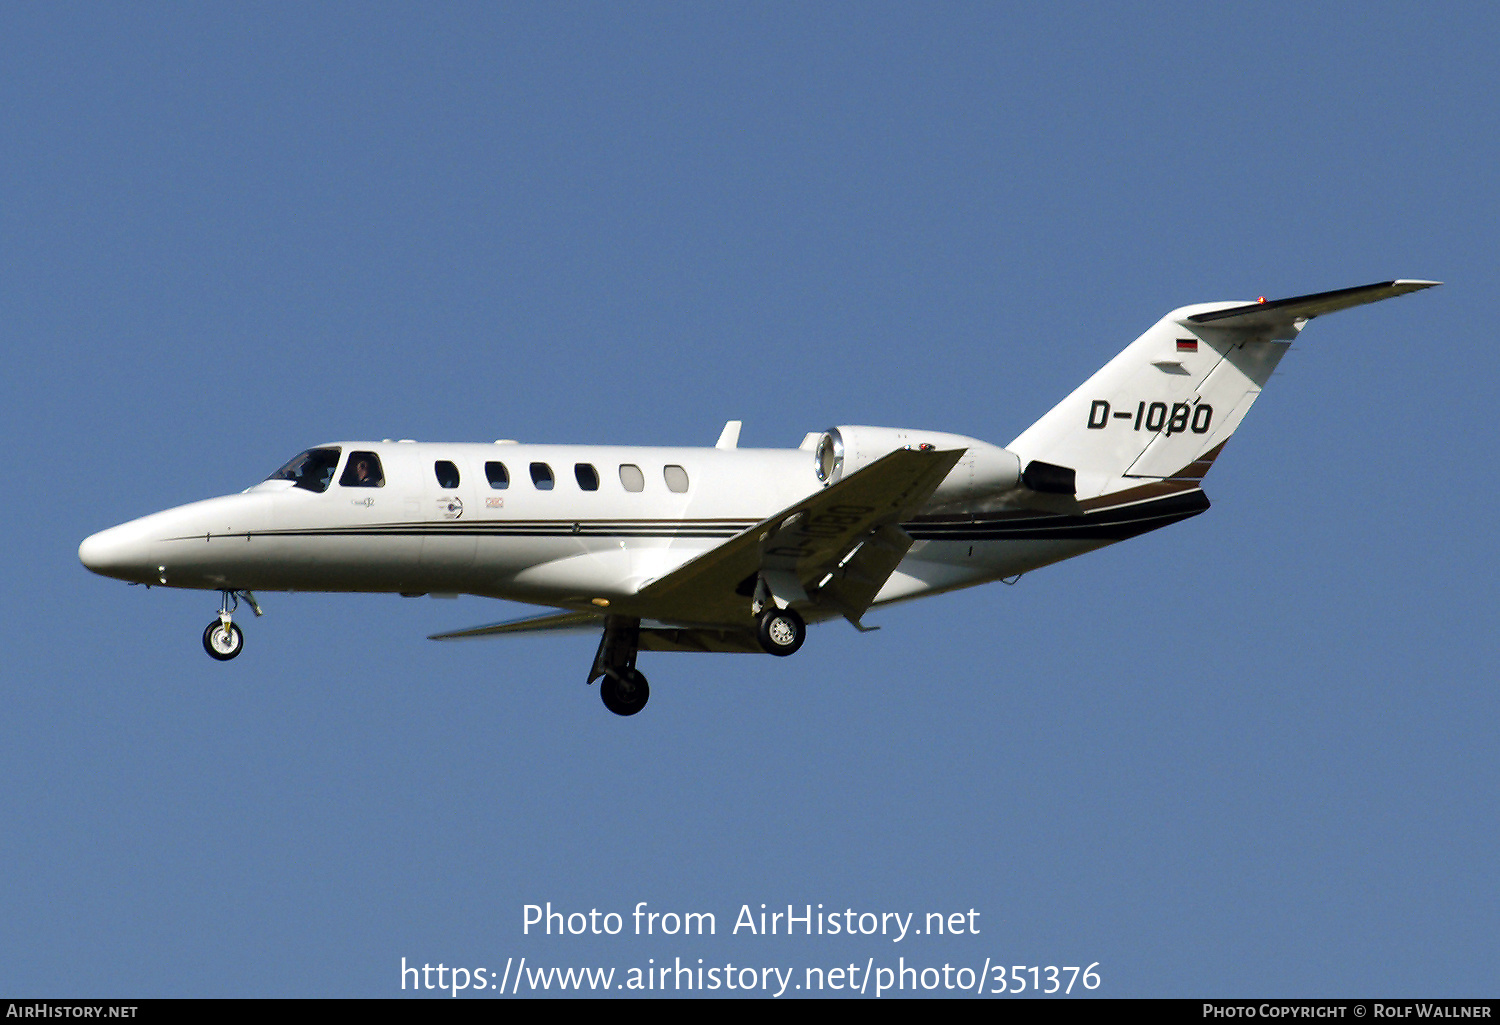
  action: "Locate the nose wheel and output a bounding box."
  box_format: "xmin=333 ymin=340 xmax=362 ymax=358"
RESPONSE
xmin=203 ymin=619 xmax=244 ymax=660
xmin=202 ymin=589 xmax=261 ymax=661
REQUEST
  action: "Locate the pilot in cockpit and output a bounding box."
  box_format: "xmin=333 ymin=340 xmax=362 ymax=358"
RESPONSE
xmin=340 ymin=453 xmax=384 ymax=488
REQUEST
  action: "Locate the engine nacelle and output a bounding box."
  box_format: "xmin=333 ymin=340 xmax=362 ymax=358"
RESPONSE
xmin=813 ymin=425 xmax=1023 ymax=510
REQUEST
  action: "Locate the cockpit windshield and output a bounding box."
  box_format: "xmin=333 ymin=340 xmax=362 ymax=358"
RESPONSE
xmin=266 ymin=447 xmax=342 ymax=493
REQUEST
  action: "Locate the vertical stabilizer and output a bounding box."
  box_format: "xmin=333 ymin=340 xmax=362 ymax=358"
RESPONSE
xmin=1006 ymin=281 xmax=1439 ymax=500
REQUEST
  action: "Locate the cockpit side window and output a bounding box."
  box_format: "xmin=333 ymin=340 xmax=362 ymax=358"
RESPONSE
xmin=266 ymin=447 xmax=342 ymax=493
xmin=338 ymin=451 xmax=385 ymax=488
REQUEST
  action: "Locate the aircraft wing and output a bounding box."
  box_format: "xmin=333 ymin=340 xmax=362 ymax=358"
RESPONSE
xmin=630 ymin=446 xmax=965 ymax=627
xmin=429 ymin=609 xmax=603 ymax=640
xmin=429 ymin=608 xmax=767 ymax=652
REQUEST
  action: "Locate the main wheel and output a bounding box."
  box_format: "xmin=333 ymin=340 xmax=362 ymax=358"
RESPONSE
xmin=203 ymin=620 xmax=244 ymax=661
xmin=757 ymin=607 xmax=805 ymax=657
xmin=600 ymin=667 xmax=650 ymax=716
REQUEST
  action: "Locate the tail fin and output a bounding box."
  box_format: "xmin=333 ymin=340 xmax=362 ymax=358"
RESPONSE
xmin=1007 ymin=280 xmax=1439 ymax=500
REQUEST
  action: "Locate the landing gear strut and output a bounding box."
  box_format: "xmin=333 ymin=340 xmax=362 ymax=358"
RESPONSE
xmin=590 ymin=616 xmax=649 ymax=716
xmin=202 ymin=589 xmax=261 ymax=661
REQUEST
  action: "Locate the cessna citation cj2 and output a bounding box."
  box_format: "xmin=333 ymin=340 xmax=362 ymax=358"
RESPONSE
xmin=81 ymin=280 xmax=1438 ymax=715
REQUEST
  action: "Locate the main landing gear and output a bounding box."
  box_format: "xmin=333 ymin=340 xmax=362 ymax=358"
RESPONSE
xmin=749 ymin=573 xmax=807 ymax=657
xmin=586 ymin=604 xmax=807 ymax=716
xmin=600 ymin=667 xmax=650 ymax=716
xmin=756 ymin=606 xmax=806 ymax=657
xmin=591 ymin=616 xmax=649 ymax=716
xmin=202 ymin=589 xmax=262 ymax=661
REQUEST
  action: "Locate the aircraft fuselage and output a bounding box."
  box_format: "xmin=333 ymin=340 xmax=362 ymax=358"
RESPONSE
xmin=79 ymin=438 xmax=1125 ymax=618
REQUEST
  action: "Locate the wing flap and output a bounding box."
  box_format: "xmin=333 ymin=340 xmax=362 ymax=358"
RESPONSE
xmin=813 ymin=522 xmax=913 ymax=628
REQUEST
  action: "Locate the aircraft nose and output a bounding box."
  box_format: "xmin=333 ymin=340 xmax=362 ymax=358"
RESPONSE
xmin=79 ymin=522 xmax=155 ymax=583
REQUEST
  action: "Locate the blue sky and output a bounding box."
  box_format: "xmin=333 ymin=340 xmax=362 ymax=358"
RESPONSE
xmin=2 ymin=2 xmax=1494 ymax=998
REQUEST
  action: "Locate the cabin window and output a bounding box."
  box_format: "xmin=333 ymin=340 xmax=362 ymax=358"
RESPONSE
xmin=530 ymin=462 xmax=555 ymax=490
xmin=485 ymin=461 xmax=510 ymax=489
xmin=575 ymin=463 xmax=600 ymax=491
xmin=434 ymin=461 xmax=460 ymax=489
xmin=664 ymin=465 xmax=690 ymax=493
xmin=618 ymin=464 xmax=645 ymax=492
xmin=338 ymin=451 xmax=384 ymax=488
xmin=266 ymin=447 xmax=341 ymax=494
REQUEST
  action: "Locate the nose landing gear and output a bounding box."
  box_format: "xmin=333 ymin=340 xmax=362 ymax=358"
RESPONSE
xmin=202 ymin=589 xmax=262 ymax=661
xmin=203 ymin=619 xmax=244 ymax=660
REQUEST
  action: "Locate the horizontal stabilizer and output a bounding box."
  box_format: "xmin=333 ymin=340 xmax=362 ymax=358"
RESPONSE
xmin=1186 ymin=280 xmax=1440 ymax=330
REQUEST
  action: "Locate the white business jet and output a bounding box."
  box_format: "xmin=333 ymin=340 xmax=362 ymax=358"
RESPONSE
xmin=80 ymin=280 xmax=1438 ymax=714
